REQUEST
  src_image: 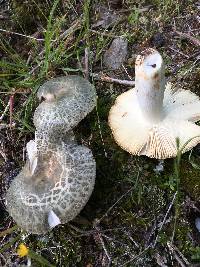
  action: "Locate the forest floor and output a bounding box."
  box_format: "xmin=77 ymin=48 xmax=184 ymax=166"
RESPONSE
xmin=0 ymin=0 xmax=200 ymax=266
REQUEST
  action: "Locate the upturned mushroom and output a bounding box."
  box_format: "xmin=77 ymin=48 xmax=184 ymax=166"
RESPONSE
xmin=6 ymin=75 xmax=96 ymax=234
xmin=109 ymin=48 xmax=200 ymax=159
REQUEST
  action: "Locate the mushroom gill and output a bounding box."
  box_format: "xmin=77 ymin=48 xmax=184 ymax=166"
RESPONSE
xmin=109 ymin=49 xmax=200 ymax=159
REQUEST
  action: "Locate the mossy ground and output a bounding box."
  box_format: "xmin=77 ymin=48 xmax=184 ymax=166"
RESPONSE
xmin=0 ymin=0 xmax=200 ymax=266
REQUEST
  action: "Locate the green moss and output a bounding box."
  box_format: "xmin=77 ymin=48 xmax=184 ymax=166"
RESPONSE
xmin=180 ymin=159 xmax=200 ymax=201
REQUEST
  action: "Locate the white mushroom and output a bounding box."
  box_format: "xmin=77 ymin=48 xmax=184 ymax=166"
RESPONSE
xmin=109 ymin=48 xmax=200 ymax=159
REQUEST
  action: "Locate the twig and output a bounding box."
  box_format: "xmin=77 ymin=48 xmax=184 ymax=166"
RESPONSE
xmin=159 ymin=191 xmax=177 ymax=231
xmin=93 ymin=224 xmax=112 ymax=266
xmin=9 ymin=95 xmax=14 ymax=126
xmin=122 ymin=64 xmax=133 ymax=80
xmin=0 ymin=149 xmax=6 ymax=161
xmin=182 ymin=58 xmax=200 ymax=78
xmin=98 ymin=233 xmax=112 ymax=266
xmin=0 ymin=100 xmax=10 ymax=121
xmin=58 ymin=19 xmax=81 ymax=40
xmin=174 ymin=30 xmax=200 ymax=47
xmin=168 ymin=46 xmax=189 ymax=59
xmin=167 ymin=242 xmax=190 ymax=267
xmin=188 ymin=50 xmax=200 ymax=59
xmin=0 ymin=28 xmax=45 ymax=41
xmin=168 ymin=243 xmax=190 ymax=265
xmin=69 ymin=224 xmax=125 ymax=237
xmin=121 ymin=245 xmax=151 ymax=267
xmin=102 ymin=233 xmax=132 ymax=247
xmin=0 ymin=90 xmax=31 ymax=94
xmin=91 ymin=73 xmax=135 ymax=86
xmin=153 ymin=191 xmax=177 ymax=247
xmin=89 ymin=29 xmax=120 ymax=38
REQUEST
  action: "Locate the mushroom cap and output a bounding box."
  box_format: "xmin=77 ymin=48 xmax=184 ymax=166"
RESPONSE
xmin=6 ymin=75 xmax=97 ymax=234
xmin=6 ymin=142 xmax=96 ymax=234
xmin=109 ymin=83 xmax=200 ymax=159
xmin=34 ymin=75 xmax=97 ymax=133
xmin=163 ymin=83 xmax=200 ymax=122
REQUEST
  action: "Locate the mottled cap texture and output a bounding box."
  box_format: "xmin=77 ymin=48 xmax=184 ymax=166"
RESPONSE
xmin=34 ymin=75 xmax=97 ymax=134
xmin=6 ymin=143 xmax=95 ymax=234
xmin=6 ymin=75 xmax=97 ymax=234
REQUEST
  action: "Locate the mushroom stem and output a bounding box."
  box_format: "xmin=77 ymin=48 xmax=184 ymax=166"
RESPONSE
xmin=135 ymin=49 xmax=165 ymax=123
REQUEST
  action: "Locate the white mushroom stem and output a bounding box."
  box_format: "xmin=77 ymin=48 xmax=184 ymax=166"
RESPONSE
xmin=48 ymin=210 xmax=61 ymax=229
xmin=135 ymin=49 xmax=165 ymax=123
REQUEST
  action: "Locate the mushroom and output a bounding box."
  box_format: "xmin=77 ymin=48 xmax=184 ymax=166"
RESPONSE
xmin=109 ymin=48 xmax=200 ymax=159
xmin=6 ymin=75 xmax=96 ymax=234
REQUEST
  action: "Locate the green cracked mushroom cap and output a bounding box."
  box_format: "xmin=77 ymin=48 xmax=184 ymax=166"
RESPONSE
xmin=34 ymin=75 xmax=97 ymax=134
xmin=6 ymin=75 xmax=97 ymax=234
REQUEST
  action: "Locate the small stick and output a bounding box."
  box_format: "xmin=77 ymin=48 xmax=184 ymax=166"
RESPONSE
xmin=153 ymin=191 xmax=177 ymax=247
xmin=158 ymin=191 xmax=177 ymax=231
xmin=168 ymin=242 xmax=190 ymax=265
xmin=9 ymin=95 xmax=14 ymax=126
xmin=174 ymin=30 xmax=200 ymax=47
xmin=0 ymin=148 xmax=7 ymax=161
xmin=58 ymin=19 xmax=81 ymax=40
xmin=167 ymin=242 xmax=190 ymax=267
xmin=69 ymin=224 xmax=125 ymax=237
xmin=93 ymin=224 xmax=112 ymax=266
xmin=188 ymin=50 xmax=200 ymax=59
xmin=0 ymin=28 xmax=45 ymax=41
xmin=0 ymin=89 xmax=31 ymax=94
xmin=97 ymin=233 xmax=112 ymax=266
xmin=168 ymin=46 xmax=189 ymax=59
xmin=122 ymin=64 xmax=134 ymax=80
xmin=121 ymin=245 xmax=151 ymax=267
xmin=91 ymin=73 xmax=135 ymax=86
xmin=0 ymin=100 xmax=10 ymax=121
xmin=89 ymin=29 xmax=120 ymax=38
